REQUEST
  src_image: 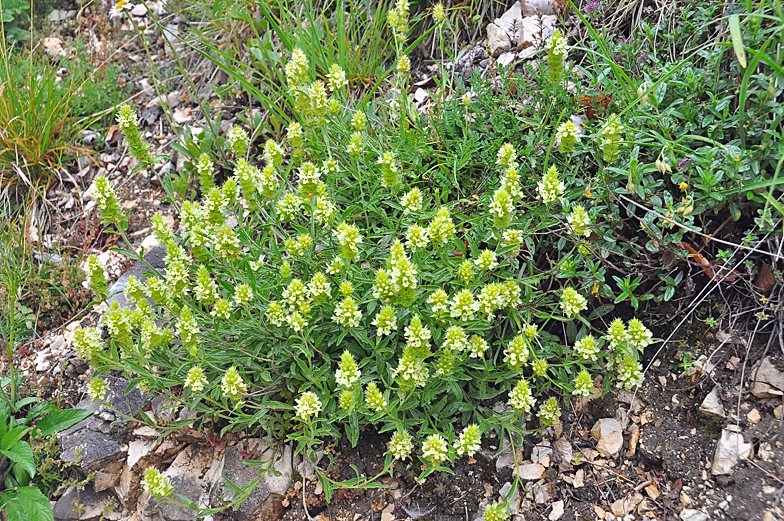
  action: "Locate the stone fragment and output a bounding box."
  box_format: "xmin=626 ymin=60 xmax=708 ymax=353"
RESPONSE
xmin=532 ymin=483 xmax=549 ymax=504
xmin=48 ymin=8 xmax=77 ymax=21
xmin=751 ymin=357 xmax=784 ymax=397
xmin=531 ymin=444 xmax=552 ymax=466
xmin=518 ymin=46 xmax=537 ymax=60
xmin=496 ymin=1 xmax=525 ymax=45
xmin=35 ymin=350 xmax=53 ymax=372
xmin=497 ymin=52 xmax=516 ymax=68
xmin=571 ymin=469 xmax=584 ymax=488
xmin=775 ymin=405 xmax=782 ymax=420
xmin=617 ymin=390 xmax=646 ymax=413
xmin=107 ymin=245 xmax=167 ymax=310
xmin=549 ymin=500 xmax=564 ymax=520
xmin=453 ymin=46 xmax=487 ymax=83
xmin=487 ymin=23 xmax=512 ymax=57
xmin=611 ymin=493 xmax=643 ymax=517
xmin=142 ymin=474 xmax=204 ymax=521
xmin=520 ymin=15 xmax=557 ymax=47
xmin=628 ymin=424 xmax=640 ymax=458
xmin=699 ymin=386 xmax=725 ymax=418
xmin=591 ymin=418 xmax=623 ymax=457
xmin=680 ymin=509 xmax=710 ymax=521
xmin=515 ymin=463 xmax=546 ymax=481
xmin=712 ymin=426 xmax=752 ymax=475
xmin=212 ymin=440 xmax=291 ymax=520
xmin=496 ymin=438 xmax=515 ymax=472
xmin=53 ymin=483 xmax=116 ymax=521
xmin=95 ymin=459 xmax=125 ymax=492
xmin=414 ymin=88 xmax=429 ymax=104
xmin=296 ymin=448 xmax=324 ymax=480
xmin=551 ymin=438 xmax=573 ymax=472
xmin=522 ymin=0 xmax=559 ymax=16
xmin=131 ymin=3 xmax=148 ymax=16
xmin=59 ymin=423 xmax=125 ymax=472
xmin=748 ymin=408 xmax=761 ymax=424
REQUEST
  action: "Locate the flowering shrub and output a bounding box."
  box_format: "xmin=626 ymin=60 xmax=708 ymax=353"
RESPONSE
xmin=80 ymin=43 xmax=657 ymax=484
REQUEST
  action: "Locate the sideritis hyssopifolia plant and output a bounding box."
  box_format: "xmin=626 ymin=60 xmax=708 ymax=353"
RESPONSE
xmin=76 ymin=43 xmax=654 ymax=490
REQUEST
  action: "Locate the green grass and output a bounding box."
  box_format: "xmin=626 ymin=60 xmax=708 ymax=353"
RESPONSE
xmin=0 ymin=37 xmax=128 ymax=184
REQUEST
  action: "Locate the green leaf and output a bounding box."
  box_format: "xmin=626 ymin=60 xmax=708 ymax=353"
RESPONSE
xmin=35 ymin=409 xmax=94 ymax=437
xmin=2 ymin=441 xmax=36 ymax=478
xmin=17 ymin=486 xmax=53 ymax=521
xmin=1 ymin=493 xmax=26 ymax=521
xmin=728 ymin=14 xmax=747 ymax=68
xmin=26 ymin=402 xmax=57 ymax=424
xmin=1 ymin=425 xmax=30 ymax=451
xmin=13 ymin=397 xmax=38 ymax=412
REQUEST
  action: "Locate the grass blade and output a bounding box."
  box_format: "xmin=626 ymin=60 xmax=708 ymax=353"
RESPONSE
xmin=728 ymin=14 xmax=747 ymax=68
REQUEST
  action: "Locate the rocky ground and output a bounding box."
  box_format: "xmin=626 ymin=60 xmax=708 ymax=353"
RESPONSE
xmin=14 ymin=1 xmax=784 ymax=521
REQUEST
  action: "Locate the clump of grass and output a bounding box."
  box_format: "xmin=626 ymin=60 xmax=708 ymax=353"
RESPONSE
xmin=0 ymin=38 xmax=128 ymax=184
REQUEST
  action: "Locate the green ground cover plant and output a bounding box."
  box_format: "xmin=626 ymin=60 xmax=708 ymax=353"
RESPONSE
xmin=0 ymin=218 xmax=96 ymax=521
xmin=0 ymin=35 xmax=129 ymax=184
xmin=74 ymin=0 xmax=782 ymax=515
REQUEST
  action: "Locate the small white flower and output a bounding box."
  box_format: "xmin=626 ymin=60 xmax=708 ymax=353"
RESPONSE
xmin=109 ymin=0 xmax=135 ymax=18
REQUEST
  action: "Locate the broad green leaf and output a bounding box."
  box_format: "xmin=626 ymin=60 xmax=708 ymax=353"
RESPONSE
xmin=17 ymin=486 xmax=54 ymax=521
xmin=2 ymin=440 xmax=36 ymax=477
xmin=728 ymin=14 xmax=747 ymax=68
xmin=35 ymin=409 xmax=94 ymax=437
xmin=25 ymin=402 xmax=57 ymax=423
xmin=1 ymin=494 xmax=27 ymax=521
xmin=1 ymin=425 xmax=30 ymax=451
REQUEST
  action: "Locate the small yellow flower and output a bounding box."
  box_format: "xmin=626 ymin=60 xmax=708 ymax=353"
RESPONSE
xmin=679 ymin=181 xmax=688 ymax=191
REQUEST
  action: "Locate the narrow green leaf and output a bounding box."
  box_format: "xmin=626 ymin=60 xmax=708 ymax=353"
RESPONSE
xmin=728 ymin=14 xmax=747 ymax=68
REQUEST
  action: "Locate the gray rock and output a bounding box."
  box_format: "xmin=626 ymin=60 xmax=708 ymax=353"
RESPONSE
xmin=143 ymin=474 xmax=204 ymax=521
xmin=59 ymin=422 xmax=125 ymax=471
xmin=751 ymin=357 xmax=784 ymax=398
xmin=699 ymin=386 xmax=725 ymax=418
xmin=531 ymin=444 xmax=552 ymax=465
xmin=532 ymin=483 xmax=549 ymax=504
xmin=212 ymin=440 xmax=291 ymax=521
xmin=48 ymin=9 xmax=77 ymax=21
xmin=680 ymin=509 xmax=710 ymax=521
xmin=296 ymin=448 xmax=323 ymax=480
xmin=495 ymin=438 xmax=515 ymax=472
xmin=494 ymin=2 xmax=525 ymax=44
xmin=53 ymin=483 xmax=116 ymax=521
xmin=100 ymin=375 xmax=149 ymax=427
xmin=591 ymin=418 xmax=623 ymax=457
xmin=522 ymin=0 xmax=558 ymax=16
xmin=712 ymin=426 xmax=752 ymax=475
xmin=453 ymin=46 xmax=487 ymax=83
xmin=549 ymin=500 xmax=564 ymax=520
xmin=58 ymin=376 xmax=149 ymax=471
